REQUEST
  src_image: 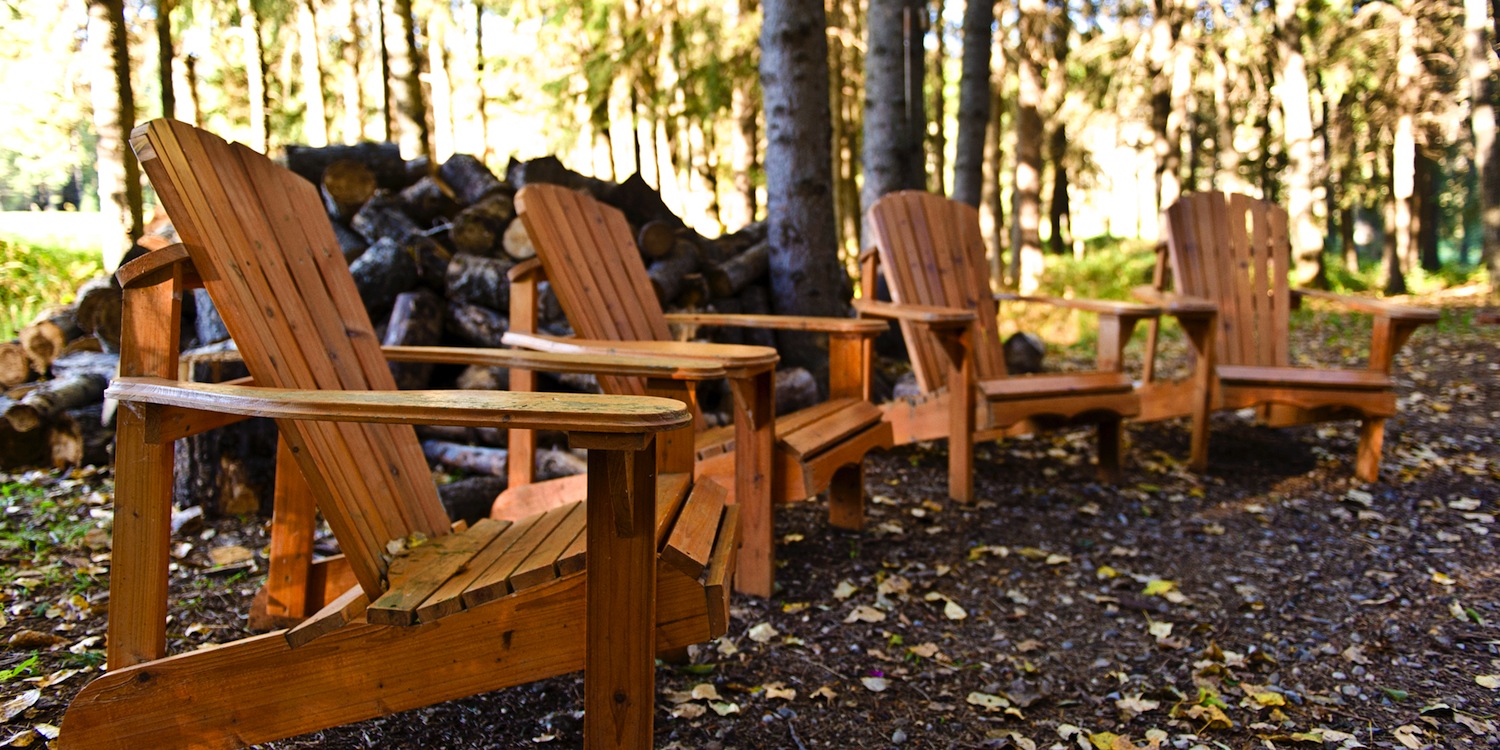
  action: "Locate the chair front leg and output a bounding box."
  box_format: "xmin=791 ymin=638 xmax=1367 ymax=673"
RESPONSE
xmin=938 ymin=326 xmax=975 ymax=504
xmin=728 ymin=369 xmax=775 ymax=597
xmin=1177 ymin=314 xmax=1217 ymax=472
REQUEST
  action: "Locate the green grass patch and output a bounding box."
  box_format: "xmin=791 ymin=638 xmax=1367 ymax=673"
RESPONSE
xmin=0 ymin=215 xmax=106 ymax=339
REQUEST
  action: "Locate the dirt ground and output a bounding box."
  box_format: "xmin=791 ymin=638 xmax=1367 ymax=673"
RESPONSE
xmin=1 ymin=299 xmax=1497 ymax=749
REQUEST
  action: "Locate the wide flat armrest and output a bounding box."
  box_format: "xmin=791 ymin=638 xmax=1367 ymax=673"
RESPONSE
xmin=381 ymin=345 xmax=726 ymax=381
xmin=665 ymin=312 xmax=887 ymax=336
xmin=852 ymin=299 xmax=973 ymax=328
xmin=996 ymin=293 xmax=1159 ymax=318
xmin=1292 ymin=289 xmax=1440 ymax=322
xmin=1130 ymin=286 xmax=1217 ymax=317
xmin=108 ymin=376 xmax=691 ymax=435
xmin=501 ymin=332 xmax=779 ymax=374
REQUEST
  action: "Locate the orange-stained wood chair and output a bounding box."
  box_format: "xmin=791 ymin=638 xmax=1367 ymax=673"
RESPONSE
xmin=860 ymin=191 xmax=1162 ymax=501
xmin=505 ymin=183 xmax=894 ymax=598
xmin=58 ymin=119 xmax=741 ymax=750
xmin=1135 ymin=191 xmax=1439 ymax=481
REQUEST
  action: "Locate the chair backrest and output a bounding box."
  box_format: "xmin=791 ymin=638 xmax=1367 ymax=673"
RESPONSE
xmin=866 ymin=191 xmax=1008 ymax=392
xmin=130 ymin=119 xmax=451 ymax=597
xmin=515 ymin=183 xmax=672 ymax=396
xmin=1162 ymin=191 xmax=1291 ymax=368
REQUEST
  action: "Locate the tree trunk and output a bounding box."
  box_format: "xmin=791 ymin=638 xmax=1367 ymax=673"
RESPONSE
xmin=1048 ymin=124 xmax=1071 ymax=256
xmin=238 ymin=0 xmax=269 ymax=152
xmin=184 ymin=52 xmax=203 ymax=125
xmin=385 ymin=0 xmax=429 ymax=158
xmin=1011 ymin=0 xmax=1044 ymax=293
xmin=428 ymin=0 xmax=454 ymax=162
xmin=951 ymin=0 xmax=993 ymax=207
xmin=985 ymin=39 xmax=1006 ymax=289
xmin=298 ymin=0 xmax=329 ymax=147
xmin=383 ymin=289 xmax=444 ymax=389
xmin=861 ymin=0 xmax=928 ymax=228
xmin=1275 ymin=0 xmax=1322 ymax=286
xmin=157 ymin=0 xmax=175 ymax=119
xmin=1416 ymin=150 xmax=1442 ymax=272
xmin=1468 ymin=0 xmax=1500 ymax=300
xmin=1390 ymin=13 xmax=1419 ymax=295
xmin=928 ymin=0 xmax=946 ymax=195
xmin=338 ymin=0 xmax=365 ymax=142
xmin=760 ymin=0 xmax=848 ymax=371
xmin=88 ymin=0 xmax=144 ymax=271
xmin=474 ymin=0 xmax=490 ymax=160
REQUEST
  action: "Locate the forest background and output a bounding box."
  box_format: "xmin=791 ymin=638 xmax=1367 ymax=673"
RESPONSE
xmin=2 ymin=0 xmax=1498 ymax=342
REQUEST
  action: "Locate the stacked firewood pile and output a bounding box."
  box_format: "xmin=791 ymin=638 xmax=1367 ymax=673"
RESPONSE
xmin=0 ymin=143 xmax=820 ymax=521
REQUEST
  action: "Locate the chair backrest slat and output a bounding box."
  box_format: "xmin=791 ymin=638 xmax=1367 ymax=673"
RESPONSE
xmin=131 ymin=120 xmax=451 ymax=597
xmin=867 ymin=192 xmax=1007 ymax=390
xmin=517 ymin=185 xmax=672 ymax=396
xmin=1163 ymin=191 xmax=1294 ymax=368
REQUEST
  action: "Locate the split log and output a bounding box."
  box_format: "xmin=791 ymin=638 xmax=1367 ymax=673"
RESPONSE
xmin=408 ymin=235 xmax=453 ymax=292
xmin=637 ymin=221 xmax=677 ymax=260
xmin=422 ymin=440 xmax=507 ymax=476
xmin=3 ymin=372 xmax=110 ymax=433
xmin=351 ymin=193 xmax=423 ymax=243
xmin=536 ymin=280 xmax=563 ymax=323
xmin=20 ymin=308 xmax=81 ymax=374
xmin=555 ymin=372 xmax=601 ymax=394
xmin=398 ymin=175 xmax=459 ymax=225
xmin=174 ymin=348 xmax=278 ymax=516
xmin=775 ymin=367 xmax=819 ymax=416
xmin=438 ymin=153 xmax=507 ymax=205
xmin=437 ymin=475 xmax=506 ymax=526
xmin=349 ymin=237 xmax=418 ymax=315
xmin=647 ymin=240 xmax=700 ymax=305
xmin=444 ymin=302 xmax=508 ymax=348
xmin=505 ymin=155 xmax=612 ymax=196
xmin=448 ymin=193 xmax=516 ymax=257
xmin=417 ymin=424 xmax=507 ymax=448
xmin=717 ymin=220 xmax=768 ymax=257
xmin=705 ymin=240 xmax=768 ymax=299
xmin=60 ymin=337 xmax=103 ymax=357
xmin=0 ymin=341 xmax=29 ymax=388
xmin=445 ymin=253 xmax=513 ymax=310
xmin=47 ymin=403 xmax=112 ymax=468
xmin=192 ymin=289 xmax=231 ymax=346
xmin=284 ymin=142 xmax=409 ymax=189
xmin=320 ymin=159 xmax=377 ymax=223
xmin=383 ymin=289 xmax=445 ymax=389
xmin=676 ymin=274 xmax=710 ymax=309
xmin=404 ymin=155 xmax=432 ymax=184
xmin=74 ymin=277 xmax=123 ymax=353
xmin=501 ymin=218 xmax=535 ymax=261
xmin=331 ymin=221 xmax=369 ymax=263
xmin=47 ymin=351 xmax=119 ymax=381
xmin=0 ymin=403 xmax=47 ymax=469
xmin=602 ymin=172 xmax=684 ymax=228
xmin=1003 ymin=332 xmax=1045 ymax=374
xmin=455 ymin=365 xmax=510 ymax=392
xmin=703 ymin=298 xmax=744 ymax=347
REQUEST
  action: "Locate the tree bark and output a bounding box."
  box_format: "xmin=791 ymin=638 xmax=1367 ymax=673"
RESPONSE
xmin=1389 ymin=13 xmax=1419 ymax=295
xmin=0 ymin=343 xmax=29 ymax=389
xmin=383 ymin=289 xmax=445 ymax=389
xmin=862 ymin=0 xmax=928 ymax=226
xmin=157 ymin=0 xmax=175 ymax=119
xmin=1011 ymin=0 xmax=1045 ymax=293
xmin=1148 ymin=0 xmax=1186 ymax=212
xmin=238 ymin=0 xmax=269 ymax=152
xmin=297 ymin=0 xmax=329 ymax=147
xmin=386 ymin=0 xmax=430 ymax=159
xmin=88 ymin=0 xmax=144 ymax=271
xmin=761 ymin=0 xmax=849 ymax=370
xmin=951 ymin=0 xmax=993 ymax=207
xmin=928 ymin=0 xmax=947 ymax=195
xmin=1275 ymin=0 xmax=1323 ymax=286
xmin=338 ymin=0 xmax=365 ymax=142
xmin=1469 ymin=0 xmax=1500 ymax=300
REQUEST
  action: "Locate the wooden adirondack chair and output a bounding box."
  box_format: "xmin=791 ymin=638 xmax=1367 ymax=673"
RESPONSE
xmin=58 ymin=119 xmax=743 ymax=750
xmin=860 ymin=191 xmax=1162 ymax=501
xmin=505 ymin=183 xmax=894 ymax=599
xmin=1135 ymin=191 xmax=1439 ymax=482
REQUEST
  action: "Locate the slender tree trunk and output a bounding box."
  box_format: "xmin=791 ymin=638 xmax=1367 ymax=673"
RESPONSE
xmin=1048 ymin=125 xmax=1071 ymax=255
xmin=1148 ymin=0 xmax=1185 ymax=210
xmin=339 ymin=0 xmax=365 ymax=143
xmin=761 ymin=0 xmax=847 ymax=371
xmin=1389 ymin=13 xmax=1419 ymax=295
xmin=828 ymin=0 xmax=850 ymax=251
xmin=986 ymin=70 xmax=1006 ymax=288
xmin=1274 ymin=0 xmax=1322 ymax=285
xmin=375 ymin=0 xmax=394 ymax=142
xmin=1469 ymin=0 xmax=1500 ymax=299
xmin=862 ymin=0 xmax=928 ymax=230
xmin=89 ymin=0 xmax=143 ymax=271
xmin=929 ymin=0 xmax=947 ymax=195
xmin=1010 ymin=0 xmax=1044 ymax=293
xmin=1416 ymin=150 xmax=1442 ymax=272
xmin=428 ymin=1 xmax=454 ymax=162
xmin=238 ymin=0 xmax=269 ymax=151
xmin=184 ymin=53 xmax=203 ymax=125
xmin=298 ymin=0 xmax=329 ymax=146
xmin=475 ymin=0 xmax=490 ymax=160
xmin=952 ymin=0 xmax=993 ymax=207
xmin=157 ymin=0 xmax=175 ymax=120
xmin=386 ymin=0 xmax=430 ymax=159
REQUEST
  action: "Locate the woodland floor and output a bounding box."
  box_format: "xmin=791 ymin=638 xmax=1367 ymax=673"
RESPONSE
xmin=1 ymin=296 xmax=1497 ymax=750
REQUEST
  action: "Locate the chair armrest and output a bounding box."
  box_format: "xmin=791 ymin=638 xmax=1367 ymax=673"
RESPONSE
xmin=995 ymin=293 xmax=1160 ymax=319
xmin=851 ymin=299 xmax=974 ymax=329
xmin=664 ymin=312 xmax=887 ymax=336
xmin=381 ymin=345 xmax=727 ymax=381
xmin=1291 ymin=289 xmax=1440 ymax=322
xmin=1129 ymin=286 xmax=1217 ymax=318
xmin=501 ymin=332 xmax=779 ymax=376
xmin=506 ymin=257 xmax=545 ymax=283
xmin=108 ymin=377 xmax=691 ymax=435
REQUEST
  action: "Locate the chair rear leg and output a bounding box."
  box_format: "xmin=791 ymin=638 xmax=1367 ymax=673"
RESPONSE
xmin=827 ymin=463 xmax=864 ymax=531
xmin=1355 ymin=416 xmax=1386 ymax=483
xmin=1095 ymin=416 xmax=1124 ymax=483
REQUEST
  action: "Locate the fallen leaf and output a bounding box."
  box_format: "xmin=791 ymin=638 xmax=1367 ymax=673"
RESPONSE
xmin=1342 ymin=644 xmax=1371 ymax=665
xmin=1393 ymin=724 xmax=1424 ymax=749
xmin=32 ymin=725 xmax=58 ymax=740
xmin=1476 ymin=674 xmax=1500 ymax=689
xmin=861 ymin=676 xmax=890 ymax=692
xmin=832 ymin=580 xmax=859 ymax=600
xmin=1096 ymin=565 xmax=1119 ymax=579
xmin=810 ymin=685 xmax=837 ymax=701
xmin=670 ymin=703 xmax=705 ymax=719
xmin=1115 ymin=694 xmax=1159 ymax=718
xmin=1089 ymin=731 xmax=1119 ymax=750
xmin=209 ymin=545 xmax=253 ymax=567
xmin=966 ymin=691 xmax=1010 ymax=709
xmin=844 ymin=605 xmax=886 ymax=623
xmin=943 ymin=600 xmax=968 ymax=620
xmin=1184 ymin=703 xmax=1233 ymax=730
xmin=690 ymin=683 xmax=721 ymax=701
xmin=747 ymin=622 xmax=778 ymax=643
xmin=1432 ymin=571 xmax=1456 ymax=586
xmin=763 ymin=682 xmax=795 ymax=701
xmin=708 ymin=701 xmax=739 ymax=716
xmin=877 ymin=575 xmax=911 ymax=597
xmin=6 ymin=631 xmax=63 ymax=650
xmin=782 ymin=532 xmax=804 ymax=543
xmin=1148 ymin=621 xmax=1173 ymax=639
xmin=907 ymin=642 xmax=941 ymax=659
xmin=0 ymin=689 xmax=40 ymax=723
xmin=25 ymin=668 xmax=78 ymax=689
xmin=1142 ymin=579 xmax=1177 ymax=597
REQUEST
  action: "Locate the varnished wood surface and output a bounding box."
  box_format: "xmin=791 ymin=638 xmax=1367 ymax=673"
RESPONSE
xmin=502 ymin=332 xmax=779 ymax=372
xmin=382 ymin=345 xmax=729 ymax=380
xmin=665 ymin=312 xmax=887 ymax=334
xmin=852 ymin=299 xmax=975 ymax=326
